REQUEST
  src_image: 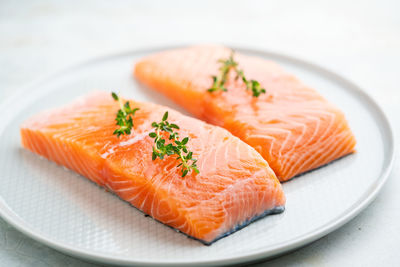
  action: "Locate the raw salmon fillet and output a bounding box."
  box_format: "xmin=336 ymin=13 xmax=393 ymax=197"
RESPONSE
xmin=20 ymin=91 xmax=285 ymax=244
xmin=134 ymin=45 xmax=357 ymax=181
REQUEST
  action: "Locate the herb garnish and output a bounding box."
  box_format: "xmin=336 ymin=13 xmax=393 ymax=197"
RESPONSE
xmin=149 ymin=111 xmax=200 ymax=177
xmin=208 ymin=51 xmax=266 ymax=97
xmin=111 ymin=92 xmax=139 ymax=137
xmin=207 ymin=53 xmax=237 ymax=93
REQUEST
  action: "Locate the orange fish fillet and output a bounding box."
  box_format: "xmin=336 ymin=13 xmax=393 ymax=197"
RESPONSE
xmin=20 ymin=91 xmax=285 ymax=244
xmin=134 ymin=45 xmax=357 ymax=181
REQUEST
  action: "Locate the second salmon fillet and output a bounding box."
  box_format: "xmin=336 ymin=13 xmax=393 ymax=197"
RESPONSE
xmin=134 ymin=45 xmax=357 ymax=181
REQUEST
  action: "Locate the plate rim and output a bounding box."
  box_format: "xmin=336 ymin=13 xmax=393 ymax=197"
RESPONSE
xmin=0 ymin=45 xmax=395 ymax=266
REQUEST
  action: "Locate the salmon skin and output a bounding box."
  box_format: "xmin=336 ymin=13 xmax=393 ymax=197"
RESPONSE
xmin=134 ymin=45 xmax=357 ymax=181
xmin=20 ymin=92 xmax=285 ymax=245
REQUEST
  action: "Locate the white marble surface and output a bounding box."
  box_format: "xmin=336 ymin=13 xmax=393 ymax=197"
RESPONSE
xmin=0 ymin=0 xmax=399 ymax=266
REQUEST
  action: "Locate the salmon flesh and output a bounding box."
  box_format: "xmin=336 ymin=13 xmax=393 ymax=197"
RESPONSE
xmin=134 ymin=45 xmax=357 ymax=181
xmin=20 ymin=92 xmax=286 ymax=244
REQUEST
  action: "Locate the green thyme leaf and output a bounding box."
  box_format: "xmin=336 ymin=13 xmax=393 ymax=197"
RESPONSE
xmin=181 ymin=137 xmax=189 ymax=145
xmin=112 ymin=92 xmax=119 ymax=101
xmin=162 ymin=111 xmax=168 ymax=121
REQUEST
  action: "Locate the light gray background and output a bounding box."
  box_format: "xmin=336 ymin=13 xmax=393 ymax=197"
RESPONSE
xmin=0 ymin=0 xmax=399 ymax=266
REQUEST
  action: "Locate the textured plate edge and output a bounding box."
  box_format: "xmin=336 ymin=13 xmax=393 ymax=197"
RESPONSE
xmin=0 ymin=44 xmax=395 ymax=266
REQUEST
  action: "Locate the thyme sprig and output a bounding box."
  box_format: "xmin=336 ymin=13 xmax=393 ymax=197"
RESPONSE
xmin=149 ymin=111 xmax=200 ymax=177
xmin=208 ymin=51 xmax=266 ymax=97
xmin=111 ymin=92 xmax=139 ymax=137
xmin=207 ymin=53 xmax=237 ymax=93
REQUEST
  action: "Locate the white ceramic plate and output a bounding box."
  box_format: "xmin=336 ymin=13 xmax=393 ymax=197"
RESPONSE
xmin=0 ymin=46 xmax=394 ymax=266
